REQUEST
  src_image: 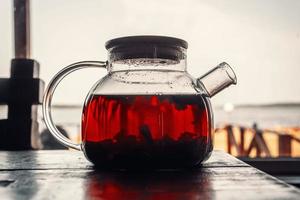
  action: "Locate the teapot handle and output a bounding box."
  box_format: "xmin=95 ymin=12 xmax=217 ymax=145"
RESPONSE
xmin=42 ymin=61 xmax=107 ymax=151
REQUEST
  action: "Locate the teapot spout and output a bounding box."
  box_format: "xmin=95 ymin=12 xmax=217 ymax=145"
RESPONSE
xmin=197 ymin=62 xmax=237 ymax=97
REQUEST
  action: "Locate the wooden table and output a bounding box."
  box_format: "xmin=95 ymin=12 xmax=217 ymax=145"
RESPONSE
xmin=0 ymin=150 xmax=299 ymax=200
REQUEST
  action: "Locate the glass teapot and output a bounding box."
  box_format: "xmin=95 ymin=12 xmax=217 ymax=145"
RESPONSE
xmin=42 ymin=36 xmax=237 ymax=169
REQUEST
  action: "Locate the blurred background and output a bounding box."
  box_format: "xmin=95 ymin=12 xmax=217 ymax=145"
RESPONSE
xmin=1 ymin=0 xmax=300 ymax=158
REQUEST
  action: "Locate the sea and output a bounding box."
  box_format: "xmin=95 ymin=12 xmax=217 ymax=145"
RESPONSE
xmin=1 ymin=103 xmax=300 ymax=135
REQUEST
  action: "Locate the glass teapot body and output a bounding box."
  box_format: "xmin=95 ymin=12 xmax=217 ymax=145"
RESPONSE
xmin=43 ymin=36 xmax=236 ymax=169
xmin=82 ymin=61 xmax=213 ymax=169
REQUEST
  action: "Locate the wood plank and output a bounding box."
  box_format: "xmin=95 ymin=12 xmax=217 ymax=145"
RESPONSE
xmin=0 ymin=150 xmax=299 ymax=199
xmin=0 ymin=167 xmax=299 ymax=199
xmin=240 ymin=157 xmax=300 ymax=175
xmin=0 ymin=150 xmax=248 ymax=170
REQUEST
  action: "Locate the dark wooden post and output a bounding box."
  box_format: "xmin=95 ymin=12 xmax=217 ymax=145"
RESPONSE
xmin=240 ymin=127 xmax=245 ymax=156
xmin=278 ymin=134 xmax=292 ymax=157
xmin=226 ymin=125 xmax=231 ymax=154
xmin=14 ymin=0 xmax=31 ymax=58
xmin=0 ymin=0 xmax=44 ymax=150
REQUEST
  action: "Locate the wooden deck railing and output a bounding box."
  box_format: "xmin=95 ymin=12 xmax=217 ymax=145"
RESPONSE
xmin=216 ymin=124 xmax=300 ymax=157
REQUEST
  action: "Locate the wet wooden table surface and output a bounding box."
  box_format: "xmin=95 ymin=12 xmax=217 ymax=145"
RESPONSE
xmin=0 ymin=150 xmax=299 ymax=200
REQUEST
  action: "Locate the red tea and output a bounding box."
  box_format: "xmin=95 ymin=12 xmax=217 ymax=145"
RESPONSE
xmin=82 ymin=95 xmax=212 ymax=169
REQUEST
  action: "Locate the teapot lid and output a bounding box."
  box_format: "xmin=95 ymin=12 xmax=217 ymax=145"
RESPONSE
xmin=105 ymin=36 xmax=188 ymax=61
xmin=105 ymin=35 xmax=188 ymax=50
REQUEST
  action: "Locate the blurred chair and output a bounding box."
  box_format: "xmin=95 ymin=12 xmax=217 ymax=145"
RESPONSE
xmin=40 ymin=126 xmax=69 ymax=150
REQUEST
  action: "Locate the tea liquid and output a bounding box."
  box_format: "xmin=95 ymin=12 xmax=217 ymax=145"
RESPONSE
xmin=82 ymin=95 xmax=212 ymax=169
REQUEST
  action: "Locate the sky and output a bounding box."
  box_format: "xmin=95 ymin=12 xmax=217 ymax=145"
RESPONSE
xmin=1 ymin=0 xmax=300 ymax=106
